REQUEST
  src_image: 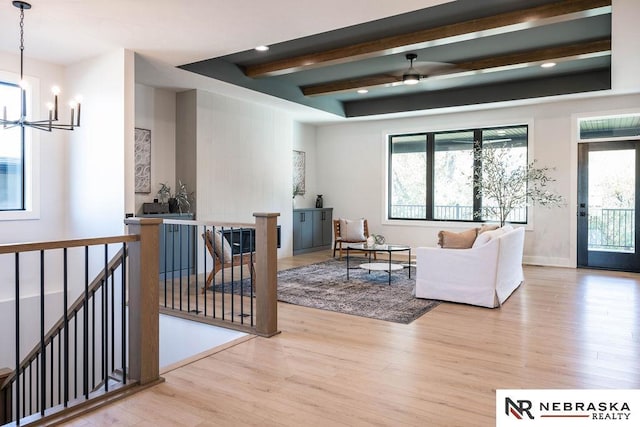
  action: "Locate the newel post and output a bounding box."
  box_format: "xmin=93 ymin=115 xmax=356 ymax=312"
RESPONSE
xmin=125 ymin=217 xmax=161 ymax=385
xmin=253 ymin=212 xmax=280 ymax=337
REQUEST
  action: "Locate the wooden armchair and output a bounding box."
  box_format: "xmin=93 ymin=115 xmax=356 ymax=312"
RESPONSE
xmin=202 ymin=229 xmax=255 ymax=291
xmin=333 ymin=218 xmax=375 ymax=260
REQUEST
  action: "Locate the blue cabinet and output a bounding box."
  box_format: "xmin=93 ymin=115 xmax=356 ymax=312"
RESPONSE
xmin=293 ymin=208 xmax=332 ymax=255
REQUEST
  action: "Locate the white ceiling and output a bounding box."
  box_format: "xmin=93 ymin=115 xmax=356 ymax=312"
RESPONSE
xmin=0 ymin=0 xmax=452 ymax=66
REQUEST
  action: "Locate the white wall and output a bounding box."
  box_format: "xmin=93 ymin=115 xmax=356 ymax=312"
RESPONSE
xmin=195 ymin=89 xmax=293 ymax=255
xmin=292 ymin=122 xmax=318 ymax=209
xmin=612 ymin=0 xmax=640 ymax=93
xmin=135 ymin=84 xmax=177 ymax=213
xmin=316 ymin=93 xmax=640 ymax=267
xmin=65 ymin=49 xmax=132 ymax=238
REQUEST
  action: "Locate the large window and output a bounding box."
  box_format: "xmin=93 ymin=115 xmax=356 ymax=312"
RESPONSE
xmin=0 ymin=80 xmax=24 ymax=211
xmin=388 ymin=125 xmax=528 ymax=222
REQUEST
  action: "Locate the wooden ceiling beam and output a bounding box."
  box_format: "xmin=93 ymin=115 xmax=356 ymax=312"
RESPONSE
xmin=300 ymin=39 xmax=611 ymax=96
xmin=245 ymin=0 xmax=611 ymax=78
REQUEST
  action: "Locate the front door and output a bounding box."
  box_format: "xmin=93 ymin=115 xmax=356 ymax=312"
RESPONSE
xmin=577 ymin=141 xmax=640 ymax=271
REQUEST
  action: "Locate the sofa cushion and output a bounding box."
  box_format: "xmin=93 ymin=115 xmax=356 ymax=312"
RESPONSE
xmin=340 ymin=218 xmax=366 ymax=241
xmin=478 ymin=224 xmax=500 ymax=234
xmin=472 ymin=227 xmax=505 ymax=248
xmin=212 ymin=229 xmax=234 ymax=262
xmin=438 ymin=228 xmax=478 ymax=249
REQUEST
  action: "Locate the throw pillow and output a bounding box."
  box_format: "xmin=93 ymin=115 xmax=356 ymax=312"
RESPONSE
xmin=340 ymin=218 xmax=366 ymax=242
xmin=472 ymin=227 xmax=505 ymax=248
xmin=212 ymin=229 xmax=234 ymax=262
xmin=438 ymin=228 xmax=477 ymax=249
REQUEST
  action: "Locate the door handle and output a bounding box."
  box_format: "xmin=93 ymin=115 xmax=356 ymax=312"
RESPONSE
xmin=579 ymin=211 xmax=586 ymax=217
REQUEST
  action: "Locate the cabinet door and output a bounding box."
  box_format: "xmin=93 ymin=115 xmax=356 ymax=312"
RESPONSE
xmin=322 ymin=209 xmax=333 ymax=245
xmin=300 ymin=211 xmax=314 ymax=249
xmin=293 ymin=211 xmax=303 ymax=251
xmin=312 ymin=210 xmax=324 ymax=247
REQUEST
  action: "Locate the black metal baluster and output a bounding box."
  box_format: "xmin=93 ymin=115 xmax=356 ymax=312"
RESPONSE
xmin=221 ymin=226 xmax=225 ymax=320
xmin=239 ymin=228 xmax=245 ymax=325
xmin=14 ymin=253 xmax=21 ymax=424
xmin=179 ymin=224 xmax=183 ymax=311
xmin=202 ymin=226 xmax=207 ymax=317
xmin=171 ymin=223 xmax=175 ymax=310
xmin=49 ymin=335 xmax=54 ymax=408
xmin=63 ymin=248 xmax=69 ymax=408
xmin=110 ymin=270 xmax=115 ymax=376
xmin=35 ymin=356 xmax=39 ymax=414
xmin=103 ymin=244 xmax=108 ymax=392
xmin=187 ymin=224 xmax=191 ymax=313
xmin=163 ymin=223 xmax=168 ymax=308
xmin=230 ymin=228 xmax=235 ymax=322
xmin=21 ymin=366 xmax=25 ymax=419
xmin=73 ymin=313 xmax=77 ymax=399
xmin=39 ymin=250 xmax=45 ymax=416
xmin=83 ymin=247 xmax=89 ymax=399
xmin=121 ymin=242 xmax=127 ymax=385
xmin=91 ymin=290 xmax=95 ymax=390
xmin=250 ymin=229 xmax=255 ymax=327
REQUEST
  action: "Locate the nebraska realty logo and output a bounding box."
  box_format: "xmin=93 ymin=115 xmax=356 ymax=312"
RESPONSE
xmin=496 ymin=390 xmax=640 ymax=426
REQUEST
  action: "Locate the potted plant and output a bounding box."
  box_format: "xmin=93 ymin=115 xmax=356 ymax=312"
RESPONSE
xmin=174 ymin=180 xmax=194 ymax=214
xmin=157 ymin=181 xmax=193 ymax=213
xmin=473 ymin=143 xmax=564 ymax=226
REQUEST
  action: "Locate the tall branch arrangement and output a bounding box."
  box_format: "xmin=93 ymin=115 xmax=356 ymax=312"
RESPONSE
xmin=474 ymin=144 xmax=564 ymax=226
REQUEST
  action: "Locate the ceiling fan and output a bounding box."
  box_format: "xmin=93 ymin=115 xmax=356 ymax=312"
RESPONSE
xmin=300 ymin=53 xmax=461 ymax=96
xmin=400 ymin=53 xmax=457 ymax=85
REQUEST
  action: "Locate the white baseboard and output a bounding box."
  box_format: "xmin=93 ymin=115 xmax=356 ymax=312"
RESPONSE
xmin=523 ymin=255 xmax=574 ymax=268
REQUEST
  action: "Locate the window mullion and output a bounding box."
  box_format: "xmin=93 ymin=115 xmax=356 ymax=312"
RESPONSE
xmin=426 ymin=133 xmax=434 ymax=220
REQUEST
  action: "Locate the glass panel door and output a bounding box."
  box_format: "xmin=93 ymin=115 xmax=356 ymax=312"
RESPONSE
xmin=578 ymin=141 xmax=640 ymax=271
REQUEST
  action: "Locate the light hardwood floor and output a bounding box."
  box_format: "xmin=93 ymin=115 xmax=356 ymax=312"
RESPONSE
xmin=69 ymin=250 xmax=639 ymax=426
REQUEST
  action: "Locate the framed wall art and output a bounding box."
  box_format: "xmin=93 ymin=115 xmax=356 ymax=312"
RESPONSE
xmin=134 ymin=128 xmax=151 ymax=193
xmin=293 ymin=150 xmax=306 ymax=196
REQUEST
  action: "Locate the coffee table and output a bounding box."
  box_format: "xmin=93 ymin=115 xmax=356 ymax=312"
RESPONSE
xmin=346 ymin=243 xmax=411 ymax=285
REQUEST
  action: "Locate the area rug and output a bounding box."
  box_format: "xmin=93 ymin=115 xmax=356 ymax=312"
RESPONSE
xmin=275 ymin=259 xmax=439 ymax=324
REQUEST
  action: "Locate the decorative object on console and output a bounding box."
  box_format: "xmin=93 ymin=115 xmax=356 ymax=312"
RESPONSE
xmin=1 ymin=1 xmax=82 ymax=132
xmin=315 ymin=194 xmax=323 ymax=208
xmin=156 ymin=181 xmax=193 ymax=214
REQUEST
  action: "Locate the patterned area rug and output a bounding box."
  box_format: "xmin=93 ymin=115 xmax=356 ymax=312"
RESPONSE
xmin=276 ymin=259 xmax=440 ymax=324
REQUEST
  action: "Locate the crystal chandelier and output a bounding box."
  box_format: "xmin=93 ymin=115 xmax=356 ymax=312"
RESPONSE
xmin=1 ymin=1 xmax=81 ymax=132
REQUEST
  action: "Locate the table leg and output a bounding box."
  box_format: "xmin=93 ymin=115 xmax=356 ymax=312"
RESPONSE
xmin=347 ymin=247 xmax=350 ymax=280
xmin=409 ymin=248 xmax=411 ymax=279
xmin=388 ymin=251 xmax=392 ymax=285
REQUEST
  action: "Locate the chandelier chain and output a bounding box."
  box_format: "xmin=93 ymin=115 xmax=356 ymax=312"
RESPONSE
xmin=19 ymin=6 xmax=24 ymax=52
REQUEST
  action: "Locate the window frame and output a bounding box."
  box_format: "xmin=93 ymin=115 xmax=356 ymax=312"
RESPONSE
xmin=0 ymin=71 xmax=40 ymax=221
xmin=386 ymin=124 xmax=529 ymax=224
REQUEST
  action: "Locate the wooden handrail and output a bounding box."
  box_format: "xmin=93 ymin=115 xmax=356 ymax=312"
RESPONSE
xmin=0 ymin=235 xmax=139 ymax=255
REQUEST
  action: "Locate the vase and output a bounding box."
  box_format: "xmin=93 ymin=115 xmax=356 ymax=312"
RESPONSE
xmin=315 ymin=195 xmax=323 ymax=208
xmin=168 ymin=198 xmax=179 ymax=213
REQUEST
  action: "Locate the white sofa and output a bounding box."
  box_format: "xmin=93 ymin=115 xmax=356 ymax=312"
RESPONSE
xmin=415 ymin=226 xmax=525 ymax=308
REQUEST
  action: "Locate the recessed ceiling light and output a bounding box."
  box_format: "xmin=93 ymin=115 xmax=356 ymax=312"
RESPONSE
xmin=255 ymin=45 xmax=269 ymax=52
xmin=541 ymin=62 xmax=556 ymax=68
xmin=357 ymin=89 xmax=369 ymax=94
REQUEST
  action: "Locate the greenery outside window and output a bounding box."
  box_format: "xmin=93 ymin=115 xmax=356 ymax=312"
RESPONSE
xmin=0 ymin=80 xmax=24 ymax=211
xmin=388 ymin=125 xmax=529 ymax=223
